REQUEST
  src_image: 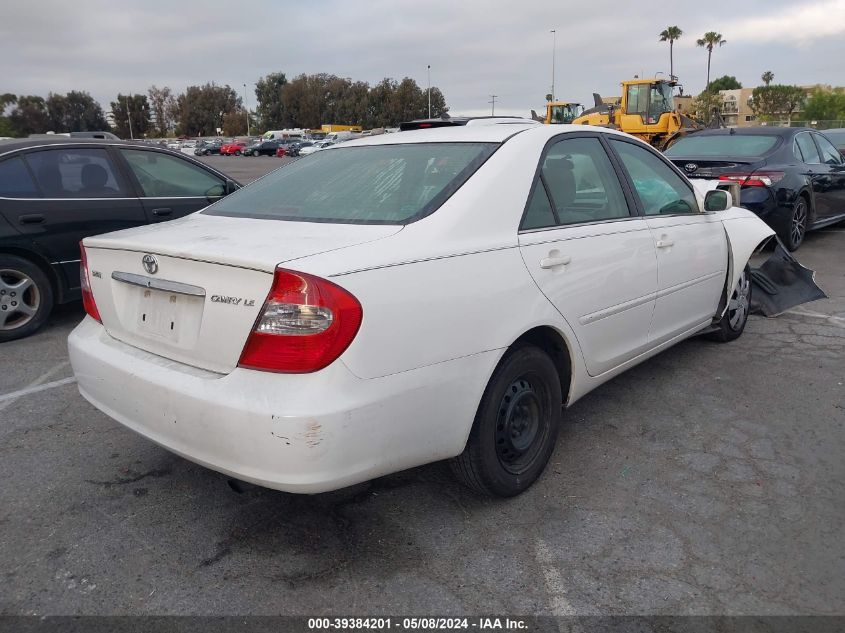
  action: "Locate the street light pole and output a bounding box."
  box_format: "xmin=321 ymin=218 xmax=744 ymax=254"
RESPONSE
xmin=550 ymin=29 xmax=556 ymax=102
xmin=243 ymin=83 xmax=250 ymax=136
xmin=124 ymin=93 xmax=133 ymax=140
xmin=488 ymin=94 xmax=498 ymax=116
xmin=427 ymin=65 xmax=431 ymax=118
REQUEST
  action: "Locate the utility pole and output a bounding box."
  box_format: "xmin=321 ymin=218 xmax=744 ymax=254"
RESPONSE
xmin=427 ymin=65 xmax=431 ymax=118
xmin=243 ymin=83 xmax=250 ymax=136
xmin=488 ymin=94 xmax=498 ymax=116
xmin=550 ymin=29 xmax=557 ymax=102
xmin=124 ymin=93 xmax=133 ymax=140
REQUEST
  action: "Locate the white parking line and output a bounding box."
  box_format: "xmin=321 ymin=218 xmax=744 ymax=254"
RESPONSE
xmin=0 ymin=362 xmax=75 ymax=411
xmin=784 ymin=307 xmax=845 ymax=328
xmin=535 ymin=538 xmax=576 ymax=616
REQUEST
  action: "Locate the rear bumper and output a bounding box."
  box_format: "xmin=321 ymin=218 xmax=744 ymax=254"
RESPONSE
xmin=68 ymin=317 xmax=497 ymax=493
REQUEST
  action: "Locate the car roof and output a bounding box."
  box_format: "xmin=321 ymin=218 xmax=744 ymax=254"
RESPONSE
xmin=338 ymin=122 xmax=641 ymax=148
xmin=684 ymin=127 xmax=811 ymax=138
xmin=0 ymin=136 xmax=150 ymax=154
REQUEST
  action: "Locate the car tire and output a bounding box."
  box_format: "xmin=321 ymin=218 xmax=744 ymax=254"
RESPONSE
xmin=706 ymin=265 xmax=752 ymax=343
xmin=450 ymin=344 xmax=561 ymax=497
xmin=780 ymin=196 xmax=809 ymax=251
xmin=234 ymin=150 xmax=241 ymax=156
xmin=203 ymin=150 xmax=210 ymax=156
xmin=0 ymin=255 xmax=54 ymax=343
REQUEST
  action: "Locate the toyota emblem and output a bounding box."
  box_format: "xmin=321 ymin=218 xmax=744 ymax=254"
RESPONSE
xmin=142 ymin=254 xmax=159 ymax=275
xmin=684 ymin=163 xmax=698 ymax=173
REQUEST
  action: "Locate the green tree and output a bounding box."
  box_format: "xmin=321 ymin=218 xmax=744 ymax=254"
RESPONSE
xmin=751 ymin=85 xmax=806 ymax=123
xmin=175 ymin=83 xmax=241 ymax=136
xmin=802 ymin=87 xmax=845 ymax=121
xmin=696 ymin=31 xmax=727 ymax=90
xmin=110 ymin=94 xmax=151 ymax=138
xmin=658 ymin=26 xmax=683 ymax=80
xmin=761 ymin=71 xmax=774 ymax=86
xmin=0 ymin=93 xmax=16 ymax=137
xmin=254 ymin=72 xmax=288 ymax=130
xmin=147 ymin=85 xmax=176 ymax=137
xmin=8 ymin=95 xmax=50 ymax=135
xmin=692 ymin=90 xmax=724 ymax=126
xmin=707 ymin=75 xmax=742 ymax=93
xmin=46 ymin=91 xmax=109 ymax=132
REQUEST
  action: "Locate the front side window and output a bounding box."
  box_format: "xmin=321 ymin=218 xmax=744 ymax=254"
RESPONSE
xmin=24 ymin=148 xmax=125 ymax=198
xmin=121 ymin=149 xmax=225 ymax=197
xmin=204 ymin=143 xmax=497 ymax=224
xmin=795 ymin=133 xmax=821 ymax=164
xmin=0 ymin=157 xmax=39 ymax=198
xmin=540 ymin=137 xmax=630 ymax=225
xmin=814 ymin=134 xmax=843 ymax=165
xmin=610 ymin=139 xmax=699 ymax=216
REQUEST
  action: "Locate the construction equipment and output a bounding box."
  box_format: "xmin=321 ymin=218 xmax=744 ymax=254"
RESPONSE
xmin=530 ymin=101 xmax=585 ymax=125
xmin=572 ymin=78 xmax=705 ymax=150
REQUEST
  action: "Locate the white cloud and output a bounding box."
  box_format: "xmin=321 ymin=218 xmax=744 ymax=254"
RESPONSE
xmin=730 ymin=0 xmax=845 ymax=43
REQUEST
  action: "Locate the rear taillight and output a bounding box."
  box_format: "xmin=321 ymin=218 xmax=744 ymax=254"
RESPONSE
xmin=718 ymin=171 xmax=785 ymax=187
xmin=238 ymin=268 xmax=363 ymax=373
xmin=79 ymin=242 xmax=101 ymax=323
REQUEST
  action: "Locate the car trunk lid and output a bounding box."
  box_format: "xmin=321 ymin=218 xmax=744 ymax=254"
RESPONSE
xmin=83 ymin=214 xmax=401 ymax=374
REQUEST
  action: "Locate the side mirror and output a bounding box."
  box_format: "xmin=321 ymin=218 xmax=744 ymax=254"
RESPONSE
xmin=704 ymin=189 xmax=733 ymax=212
xmin=225 ymin=180 xmax=239 ymax=194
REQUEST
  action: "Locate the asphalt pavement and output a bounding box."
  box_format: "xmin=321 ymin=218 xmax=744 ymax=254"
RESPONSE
xmin=0 ymin=170 xmax=843 ymax=615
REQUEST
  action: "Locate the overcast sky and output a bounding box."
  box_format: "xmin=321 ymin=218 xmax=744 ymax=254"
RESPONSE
xmin=2 ymin=0 xmax=843 ymax=119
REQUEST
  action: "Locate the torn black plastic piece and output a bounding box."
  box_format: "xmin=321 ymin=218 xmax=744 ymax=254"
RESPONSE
xmin=750 ymin=240 xmax=827 ymax=317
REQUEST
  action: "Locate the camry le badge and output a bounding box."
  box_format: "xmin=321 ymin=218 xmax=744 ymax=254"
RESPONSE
xmin=142 ymin=254 xmax=159 ymax=275
xmin=684 ymin=163 xmax=698 ymax=173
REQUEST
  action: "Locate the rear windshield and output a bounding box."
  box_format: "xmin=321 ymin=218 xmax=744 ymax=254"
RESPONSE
xmin=665 ymin=134 xmax=780 ymax=158
xmin=203 ymin=142 xmax=497 ymax=224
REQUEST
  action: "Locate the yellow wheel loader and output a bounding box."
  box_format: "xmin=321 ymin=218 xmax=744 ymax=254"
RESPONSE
xmin=530 ymin=101 xmax=585 ymax=125
xmin=572 ymin=78 xmax=707 ymax=150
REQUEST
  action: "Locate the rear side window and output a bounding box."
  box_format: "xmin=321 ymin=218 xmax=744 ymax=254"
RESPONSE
xmin=665 ymin=135 xmax=780 ymax=157
xmin=204 ymin=143 xmax=497 ymax=224
xmin=540 ymin=137 xmax=630 ymax=225
xmin=25 ymin=148 xmax=125 ymax=198
xmin=795 ymin=133 xmax=821 ymax=164
xmin=814 ymin=134 xmax=843 ymax=165
xmin=121 ymin=149 xmax=225 ymax=197
xmin=610 ymin=139 xmax=699 ymax=216
xmin=0 ymin=157 xmax=39 ymax=198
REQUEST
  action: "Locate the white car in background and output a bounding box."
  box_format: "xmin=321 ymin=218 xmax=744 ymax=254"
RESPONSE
xmin=70 ymin=124 xmax=782 ymax=497
xmin=298 ymin=140 xmax=334 ymax=156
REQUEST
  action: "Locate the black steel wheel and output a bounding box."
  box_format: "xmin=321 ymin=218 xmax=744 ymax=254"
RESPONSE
xmin=451 ymin=345 xmax=561 ymax=497
xmin=706 ymin=265 xmax=752 ymax=343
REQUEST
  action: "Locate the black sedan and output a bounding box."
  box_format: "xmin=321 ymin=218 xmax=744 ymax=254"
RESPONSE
xmin=193 ymin=139 xmax=223 ymax=156
xmin=665 ymin=127 xmax=845 ymax=250
xmin=0 ymin=137 xmax=240 ymax=341
xmin=243 ymin=139 xmax=282 ymax=156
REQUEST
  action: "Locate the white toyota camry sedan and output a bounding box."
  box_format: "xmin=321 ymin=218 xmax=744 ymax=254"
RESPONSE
xmin=69 ymin=123 xmax=776 ymax=497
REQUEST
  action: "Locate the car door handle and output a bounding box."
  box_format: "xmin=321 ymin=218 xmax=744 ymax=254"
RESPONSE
xmin=656 ymin=239 xmax=674 ymax=249
xmin=19 ymin=214 xmax=45 ymax=225
xmin=539 ymin=255 xmax=571 ymax=269
xmin=152 ymin=208 xmax=173 ymax=217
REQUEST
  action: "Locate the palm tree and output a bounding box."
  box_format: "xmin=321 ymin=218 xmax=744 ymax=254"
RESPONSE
xmin=696 ymin=32 xmax=727 ymax=91
xmin=659 ymin=26 xmax=683 ymax=80
xmin=762 ymin=70 xmax=774 ymax=86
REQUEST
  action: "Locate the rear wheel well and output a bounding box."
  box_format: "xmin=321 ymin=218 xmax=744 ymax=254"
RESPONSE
xmin=511 ymin=326 xmax=572 ymax=405
xmin=0 ymin=248 xmax=62 ymax=302
xmin=798 ymin=189 xmax=814 ymax=224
